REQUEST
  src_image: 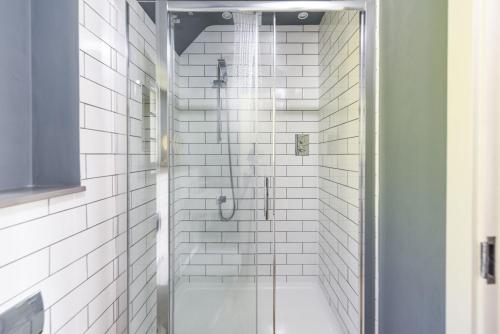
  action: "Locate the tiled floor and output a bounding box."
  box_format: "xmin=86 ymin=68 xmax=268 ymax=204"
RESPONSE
xmin=174 ymin=281 xmax=345 ymax=334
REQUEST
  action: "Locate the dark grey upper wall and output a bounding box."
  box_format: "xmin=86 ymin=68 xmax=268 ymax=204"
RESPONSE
xmin=0 ymin=1 xmax=33 ymax=189
xmin=171 ymin=11 xmax=324 ymax=54
xmin=378 ymin=0 xmax=447 ymax=333
xmin=137 ymin=1 xmax=323 ymax=55
xmin=138 ymin=0 xmax=324 ymax=23
xmin=139 ymin=1 xmax=155 ymax=21
xmin=0 ymin=0 xmax=80 ymax=191
xmin=31 ymin=0 xmax=80 ymax=187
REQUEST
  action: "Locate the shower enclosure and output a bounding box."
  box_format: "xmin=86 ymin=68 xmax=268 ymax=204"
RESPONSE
xmin=127 ymin=1 xmax=372 ymax=334
xmin=167 ymin=11 xmax=275 ymax=334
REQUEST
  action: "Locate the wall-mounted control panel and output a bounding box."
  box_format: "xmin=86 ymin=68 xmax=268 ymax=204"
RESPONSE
xmin=295 ymin=134 xmax=309 ymax=156
xmin=0 ymin=293 xmax=44 ymax=334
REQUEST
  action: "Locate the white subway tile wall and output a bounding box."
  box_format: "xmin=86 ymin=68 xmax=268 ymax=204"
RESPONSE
xmin=171 ymin=24 xmax=321 ymax=284
xmin=175 ymin=25 xmax=320 ymax=112
xmin=0 ymin=8 xmax=363 ymax=334
xmin=126 ymin=1 xmax=157 ymax=334
xmin=318 ymin=11 xmax=361 ymax=334
xmin=0 ymin=1 xmax=154 ymax=334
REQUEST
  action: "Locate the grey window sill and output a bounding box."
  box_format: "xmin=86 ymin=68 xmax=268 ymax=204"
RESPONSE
xmin=0 ymin=185 xmax=86 ymax=209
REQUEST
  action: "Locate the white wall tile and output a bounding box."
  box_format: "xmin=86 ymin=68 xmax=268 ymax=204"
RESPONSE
xmin=0 ymin=207 xmax=86 ymax=267
xmin=56 ymin=308 xmax=88 ymax=334
xmin=318 ymin=10 xmax=361 ymax=334
xmin=126 ymin=5 xmax=158 ymax=329
xmin=0 ymin=200 xmax=48 ymax=230
xmin=88 ymin=281 xmax=117 ymax=324
xmin=0 ymin=249 xmax=49 ymax=307
xmin=49 ymin=219 xmax=113 ymax=273
xmin=0 ymin=3 xmax=152 ymax=333
xmin=51 ymin=264 xmax=113 ymax=332
xmin=80 ymin=78 xmax=112 ymax=110
xmin=79 ymin=25 xmax=112 ymax=67
xmin=287 ymin=32 xmax=319 ymax=43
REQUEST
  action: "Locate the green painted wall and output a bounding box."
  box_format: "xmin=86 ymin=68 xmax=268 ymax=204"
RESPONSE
xmin=378 ymin=0 xmax=447 ymax=333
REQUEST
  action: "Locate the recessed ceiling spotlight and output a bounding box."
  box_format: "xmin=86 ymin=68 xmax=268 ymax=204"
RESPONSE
xmin=222 ymin=11 xmax=233 ymax=20
xmin=297 ymin=12 xmax=309 ymax=20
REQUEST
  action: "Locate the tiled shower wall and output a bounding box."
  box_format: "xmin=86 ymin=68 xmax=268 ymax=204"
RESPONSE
xmin=318 ymin=10 xmax=361 ymax=334
xmin=0 ymin=1 xmax=156 ymax=334
xmin=0 ymin=7 xmax=361 ymax=334
xmin=172 ymin=24 xmax=321 ymax=283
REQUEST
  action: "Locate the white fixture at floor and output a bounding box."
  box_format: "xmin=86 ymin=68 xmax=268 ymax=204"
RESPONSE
xmin=174 ymin=282 xmax=346 ymax=334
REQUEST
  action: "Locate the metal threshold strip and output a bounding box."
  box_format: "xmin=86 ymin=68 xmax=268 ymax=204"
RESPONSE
xmin=166 ymin=1 xmax=366 ymax=12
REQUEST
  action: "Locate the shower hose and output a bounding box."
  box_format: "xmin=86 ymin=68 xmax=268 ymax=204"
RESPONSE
xmin=218 ymin=99 xmax=236 ymax=221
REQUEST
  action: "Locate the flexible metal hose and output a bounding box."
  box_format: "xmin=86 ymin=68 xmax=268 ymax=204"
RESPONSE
xmin=218 ymin=126 xmax=236 ymax=221
xmin=215 ymin=60 xmax=236 ymax=221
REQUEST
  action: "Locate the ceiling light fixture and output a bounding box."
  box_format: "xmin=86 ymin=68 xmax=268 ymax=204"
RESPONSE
xmin=222 ymin=11 xmax=233 ymax=20
xmin=297 ymin=12 xmax=309 ymax=20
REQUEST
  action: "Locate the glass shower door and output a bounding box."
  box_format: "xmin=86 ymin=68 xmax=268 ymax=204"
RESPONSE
xmin=126 ymin=3 xmax=160 ymax=334
xmin=167 ymin=11 xmax=276 ymax=334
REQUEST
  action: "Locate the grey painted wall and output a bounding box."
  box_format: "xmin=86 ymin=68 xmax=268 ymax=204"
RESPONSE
xmin=0 ymin=0 xmax=33 ymax=190
xmin=0 ymin=0 xmax=80 ymax=191
xmin=378 ymin=0 xmax=447 ymax=333
xmin=31 ymin=0 xmax=80 ymax=187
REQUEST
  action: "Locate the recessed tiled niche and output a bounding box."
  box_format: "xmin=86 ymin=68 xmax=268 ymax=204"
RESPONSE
xmin=0 ymin=0 xmax=81 ymax=206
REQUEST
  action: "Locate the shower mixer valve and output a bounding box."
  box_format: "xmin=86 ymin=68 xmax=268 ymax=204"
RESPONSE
xmin=295 ymin=134 xmax=310 ymax=156
xmin=218 ymin=195 xmax=227 ymax=204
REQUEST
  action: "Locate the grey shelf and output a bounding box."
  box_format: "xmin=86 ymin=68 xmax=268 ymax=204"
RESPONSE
xmin=0 ymin=186 xmax=86 ymax=209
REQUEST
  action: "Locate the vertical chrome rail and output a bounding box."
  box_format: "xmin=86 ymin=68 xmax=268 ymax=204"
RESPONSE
xmin=265 ymin=177 xmax=269 ymax=220
xmin=272 ymin=12 xmax=277 ymax=334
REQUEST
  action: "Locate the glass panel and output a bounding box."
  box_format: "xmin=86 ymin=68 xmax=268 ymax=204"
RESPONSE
xmin=126 ymin=3 xmax=159 ymax=333
xmin=125 ymin=4 xmax=366 ymax=334
xmin=255 ymin=12 xmax=277 ymax=334
xmin=168 ymin=11 xmax=269 ymax=334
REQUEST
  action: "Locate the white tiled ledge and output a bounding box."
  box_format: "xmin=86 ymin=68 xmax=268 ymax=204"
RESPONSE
xmin=0 ymin=185 xmax=86 ymax=209
xmin=175 ymin=97 xmax=319 ymax=111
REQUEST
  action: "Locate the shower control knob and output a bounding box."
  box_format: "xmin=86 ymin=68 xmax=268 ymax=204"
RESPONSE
xmin=295 ymin=134 xmax=310 ymax=156
xmin=218 ymin=196 xmax=227 ymax=204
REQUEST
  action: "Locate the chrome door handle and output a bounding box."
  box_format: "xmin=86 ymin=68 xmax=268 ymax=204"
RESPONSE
xmin=480 ymin=236 xmax=496 ymax=284
xmin=265 ymin=177 xmax=269 ymax=220
xmin=156 ymin=214 xmax=161 ymax=232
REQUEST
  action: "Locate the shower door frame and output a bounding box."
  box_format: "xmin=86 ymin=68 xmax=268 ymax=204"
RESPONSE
xmin=159 ymin=1 xmax=377 ymax=334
